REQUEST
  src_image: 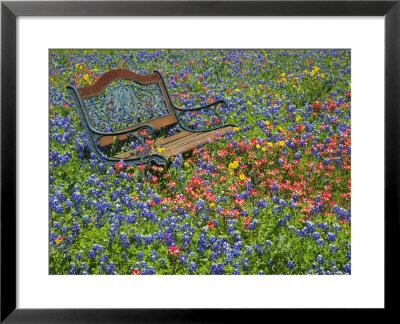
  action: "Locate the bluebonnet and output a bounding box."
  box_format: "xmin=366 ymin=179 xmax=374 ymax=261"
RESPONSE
xmin=329 ymin=245 xmax=339 ymax=253
xmin=271 ymin=182 xmax=279 ymax=192
xmin=327 ymin=232 xmax=336 ymax=241
xmin=312 ymin=232 xmax=320 ymax=240
xmin=71 ymin=222 xmax=80 ymax=237
xmin=150 ymin=250 xmax=158 ymax=261
xmin=171 ymin=154 xmax=184 ymax=169
xmin=188 ymin=262 xmax=197 ymax=273
xmin=316 ymin=255 xmax=324 ymax=265
xmin=142 ymin=266 xmax=156 ymax=275
xmin=287 ymin=260 xmax=295 ymax=271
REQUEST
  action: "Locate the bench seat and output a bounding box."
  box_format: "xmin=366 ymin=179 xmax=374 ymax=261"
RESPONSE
xmin=113 ymin=126 xmax=235 ymax=159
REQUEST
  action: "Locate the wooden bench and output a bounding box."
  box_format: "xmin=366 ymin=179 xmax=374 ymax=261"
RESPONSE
xmin=67 ymin=69 xmax=236 ymax=166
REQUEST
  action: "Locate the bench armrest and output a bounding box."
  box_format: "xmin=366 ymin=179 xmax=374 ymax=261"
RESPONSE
xmin=173 ymin=99 xmax=228 ymax=112
xmin=173 ymin=100 xmax=236 ymax=132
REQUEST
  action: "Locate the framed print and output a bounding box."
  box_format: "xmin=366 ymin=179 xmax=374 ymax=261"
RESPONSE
xmin=1 ymin=0 xmax=399 ymax=322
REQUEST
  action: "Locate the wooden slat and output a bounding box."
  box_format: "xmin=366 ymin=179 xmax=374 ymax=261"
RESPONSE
xmin=98 ymin=114 xmax=178 ymax=147
xmin=154 ymin=130 xmax=193 ymax=146
xmin=112 ymin=131 xmax=203 ymax=159
xmin=162 ymin=132 xmax=205 ymax=148
xmin=78 ymin=69 xmax=162 ymax=98
xmin=163 ymin=126 xmax=234 ymax=158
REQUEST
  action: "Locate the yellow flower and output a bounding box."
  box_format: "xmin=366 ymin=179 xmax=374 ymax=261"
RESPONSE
xmin=247 ymin=101 xmax=252 ymax=105
xmin=295 ymin=115 xmax=302 ymax=122
xmin=264 ymin=120 xmax=270 ymax=125
xmin=229 ymin=161 xmax=239 ymax=169
xmin=278 ymin=126 xmax=283 ymax=131
xmin=267 ymin=142 xmax=273 ymax=147
xmin=303 ymin=69 xmax=308 ymax=74
xmin=256 ymin=144 xmax=261 ymax=149
xmin=83 ymin=74 xmax=89 ymax=81
xmin=234 ymin=88 xmax=240 ymax=92
xmin=210 ymin=202 xmax=215 ymax=207
xmin=279 ymin=141 xmax=285 ymax=146
xmin=262 ymin=147 xmax=266 ymax=152
xmin=239 ymin=174 xmax=246 ymax=181
xmin=280 ymin=72 xmax=286 ymax=77
xmin=157 ymin=147 xmax=165 ymax=153
xmin=233 ymin=127 xmax=240 ymax=132
xmin=320 ymin=73 xmax=325 ymax=79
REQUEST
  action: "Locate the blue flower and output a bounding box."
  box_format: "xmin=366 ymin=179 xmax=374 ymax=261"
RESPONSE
xmin=287 ymin=260 xmax=295 ymax=271
xmin=150 ymin=250 xmax=158 ymax=261
xmin=327 ymin=232 xmax=336 ymax=241
xmin=210 ymin=263 xmax=224 ymax=275
xmin=343 ymin=263 xmax=351 ymax=274
xmin=188 ymin=261 xmax=197 ymax=273
xmin=316 ymin=255 xmax=324 ymax=265
xmin=312 ymin=232 xmax=320 ymax=240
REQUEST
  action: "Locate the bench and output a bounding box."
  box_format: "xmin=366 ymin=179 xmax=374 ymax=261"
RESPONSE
xmin=67 ymin=69 xmax=236 ymax=166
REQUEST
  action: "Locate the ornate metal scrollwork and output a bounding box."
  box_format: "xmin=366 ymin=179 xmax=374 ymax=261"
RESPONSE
xmin=67 ymin=84 xmax=168 ymax=167
xmin=83 ymin=79 xmax=171 ymax=133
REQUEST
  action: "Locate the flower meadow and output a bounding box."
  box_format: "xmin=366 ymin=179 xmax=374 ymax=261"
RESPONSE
xmin=49 ymin=49 xmax=351 ymax=275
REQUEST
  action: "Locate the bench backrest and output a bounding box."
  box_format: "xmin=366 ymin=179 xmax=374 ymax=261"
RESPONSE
xmin=76 ymin=70 xmax=177 ymax=146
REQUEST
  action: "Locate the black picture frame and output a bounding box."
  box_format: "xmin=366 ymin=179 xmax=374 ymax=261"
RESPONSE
xmin=1 ymin=0 xmax=398 ymax=322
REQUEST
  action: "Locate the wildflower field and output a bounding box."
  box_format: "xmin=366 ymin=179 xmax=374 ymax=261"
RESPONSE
xmin=49 ymin=49 xmax=351 ymax=275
